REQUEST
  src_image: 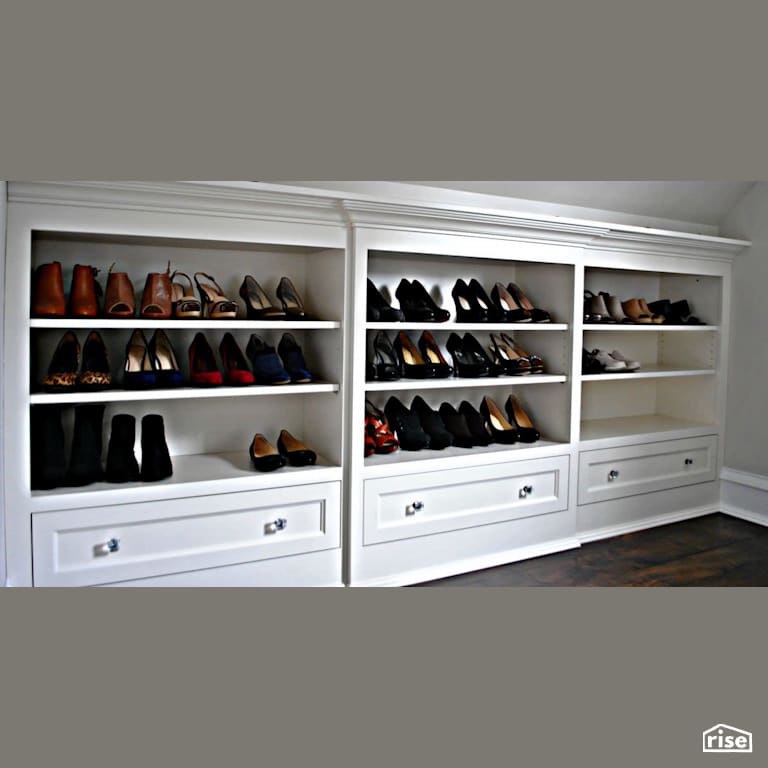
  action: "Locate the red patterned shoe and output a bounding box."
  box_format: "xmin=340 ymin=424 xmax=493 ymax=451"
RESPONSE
xmin=365 ymin=400 xmax=399 ymax=455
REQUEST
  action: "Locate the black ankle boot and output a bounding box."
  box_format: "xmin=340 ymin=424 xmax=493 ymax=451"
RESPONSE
xmin=30 ymin=406 xmax=67 ymax=490
xmin=140 ymin=414 xmax=173 ymax=482
xmin=105 ymin=414 xmax=140 ymax=483
xmin=66 ymin=403 xmax=105 ymax=486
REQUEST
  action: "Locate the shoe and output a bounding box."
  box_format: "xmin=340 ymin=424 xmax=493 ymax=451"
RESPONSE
xmin=462 ymin=332 xmax=499 ymax=376
xmin=239 ymin=276 xmax=285 ymax=320
xmin=365 ymin=400 xmax=399 ymax=454
xmin=170 ymin=271 xmax=202 ymax=318
xmin=621 ymin=298 xmax=654 ymax=324
xmin=649 ymin=298 xmax=705 ymax=325
xmin=489 ymin=333 xmax=532 ymax=375
xmin=395 ymin=279 xmax=450 ymax=322
xmin=43 ymin=331 xmax=80 ymax=392
xmin=393 ymin=331 xmax=431 ymax=378
xmin=582 ymin=348 xmax=603 ymax=375
xmin=149 ymin=329 xmax=185 ymax=387
xmin=194 ymin=272 xmax=238 ymax=319
xmin=246 ymin=334 xmax=291 ymax=385
xmin=499 ymin=333 xmax=544 ymax=374
xmin=104 ymin=264 xmax=136 ymax=318
xmin=384 ymin=396 xmax=430 ymax=450
xmin=69 ymin=264 xmax=101 ymax=317
xmin=66 ymin=403 xmax=106 ymax=486
xmin=276 ymin=276 xmax=308 ymax=320
xmin=105 ymin=414 xmax=140 ymax=483
xmin=277 ymin=333 xmax=314 ymax=383
xmin=123 ymin=329 xmax=157 ymax=389
xmin=31 ymin=261 xmax=66 ymax=317
xmin=451 ymin=278 xmax=502 ymax=323
xmin=437 ymin=403 xmax=474 ymax=448
xmin=490 ymin=282 xmax=533 ymax=323
xmin=411 ymin=396 xmax=453 ymax=450
xmin=30 ymin=406 xmax=67 ymax=490
xmin=590 ymin=348 xmax=628 ymax=372
xmin=78 ymin=330 xmax=112 ymax=390
xmin=507 ymin=283 xmax=551 ymax=323
xmin=600 ymin=292 xmax=633 ymax=323
xmin=140 ymin=414 xmax=173 ymax=482
xmin=277 ymin=429 xmax=317 ymax=466
xmin=446 ymin=332 xmax=490 ymax=377
xmin=188 ymin=332 xmax=223 ymax=387
xmin=608 ymin=349 xmax=640 ymax=371
xmin=370 ymin=331 xmax=401 ymax=381
xmin=249 ymin=433 xmax=287 ymax=472
xmin=583 ymin=290 xmax=615 ymax=323
xmin=639 ymin=298 xmax=665 ymax=324
xmin=459 ymin=400 xmax=495 ymax=446
xmin=219 ymin=332 xmax=255 ymax=386
xmin=504 ymin=395 xmax=541 ymax=443
xmin=417 ymin=331 xmax=453 ymax=378
xmin=140 ymin=263 xmax=173 ymax=320
xmin=479 ymin=396 xmax=518 ymax=444
xmin=367 ymin=279 xmax=404 ymax=322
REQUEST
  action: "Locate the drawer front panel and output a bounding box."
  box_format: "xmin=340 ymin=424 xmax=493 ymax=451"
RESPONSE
xmin=364 ymin=456 xmax=569 ymax=545
xmin=33 ymin=482 xmax=340 ymax=587
xmin=578 ymin=436 xmax=717 ymax=505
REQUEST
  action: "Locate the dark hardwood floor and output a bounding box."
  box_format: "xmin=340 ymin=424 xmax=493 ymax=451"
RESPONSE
xmin=416 ymin=513 xmax=768 ymax=586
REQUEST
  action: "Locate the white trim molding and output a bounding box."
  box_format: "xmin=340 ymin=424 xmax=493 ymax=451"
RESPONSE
xmin=720 ymin=467 xmax=768 ymax=527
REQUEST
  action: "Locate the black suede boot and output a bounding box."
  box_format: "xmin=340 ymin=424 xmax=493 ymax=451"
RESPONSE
xmin=66 ymin=403 xmax=105 ymax=486
xmin=30 ymin=406 xmax=67 ymax=490
xmin=105 ymin=414 xmax=140 ymax=483
xmin=140 ymin=414 xmax=173 ymax=482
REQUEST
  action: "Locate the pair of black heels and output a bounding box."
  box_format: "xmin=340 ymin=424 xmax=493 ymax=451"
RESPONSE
xmin=367 ymin=279 xmax=450 ymax=323
xmin=451 ymin=279 xmax=551 ymax=323
xmin=249 ymin=430 xmax=317 ymax=472
xmin=446 ymin=332 xmax=544 ymax=377
xmin=239 ymin=275 xmax=308 ymax=320
xmin=368 ymin=330 xmax=452 ymax=380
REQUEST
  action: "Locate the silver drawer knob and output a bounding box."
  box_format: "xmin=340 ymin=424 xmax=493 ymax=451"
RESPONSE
xmin=684 ymin=458 xmax=693 ymax=465
xmin=608 ymin=470 xmax=620 ymax=481
xmin=519 ymin=485 xmax=533 ymax=499
xmin=406 ymin=500 xmax=424 ymax=516
xmin=266 ymin=518 xmax=288 ymax=533
xmin=104 ymin=538 xmax=120 ymax=554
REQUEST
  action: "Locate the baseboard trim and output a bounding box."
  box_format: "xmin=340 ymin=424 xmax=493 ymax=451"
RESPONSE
xmin=577 ymin=505 xmax=721 ymax=544
xmin=721 ymin=505 xmax=768 ymax=527
xmin=720 ymin=466 xmax=768 ymax=528
xmin=349 ymin=537 xmax=582 ymax=587
xmin=720 ymin=466 xmax=768 ymax=491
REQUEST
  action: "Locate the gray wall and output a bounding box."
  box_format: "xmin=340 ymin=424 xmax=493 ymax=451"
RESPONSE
xmin=720 ymin=182 xmax=768 ymax=476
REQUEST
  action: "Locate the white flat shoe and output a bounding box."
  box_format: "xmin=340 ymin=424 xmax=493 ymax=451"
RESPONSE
xmin=609 ymin=350 xmax=640 ymax=371
xmin=591 ymin=348 xmax=627 ymax=372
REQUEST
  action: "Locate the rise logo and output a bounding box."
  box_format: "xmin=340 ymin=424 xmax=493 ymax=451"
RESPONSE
xmin=702 ymin=724 xmax=753 ymax=753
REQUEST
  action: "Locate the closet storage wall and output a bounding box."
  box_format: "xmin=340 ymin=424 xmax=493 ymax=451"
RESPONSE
xmin=1 ymin=182 xmax=748 ymax=587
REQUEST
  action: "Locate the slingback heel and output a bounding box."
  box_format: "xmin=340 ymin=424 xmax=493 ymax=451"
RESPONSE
xmin=170 ymin=271 xmax=202 ymax=318
xmin=194 ymin=272 xmax=239 ymax=319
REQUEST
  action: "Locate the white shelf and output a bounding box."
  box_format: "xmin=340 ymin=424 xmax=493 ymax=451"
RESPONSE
xmin=31 ymin=318 xmax=340 ymax=330
xmin=365 ymin=374 xmax=567 ymax=392
xmin=581 ymin=366 xmax=715 ymax=382
xmin=580 ymin=415 xmax=718 ymax=446
xmin=30 ymin=451 xmax=342 ymax=512
xmin=582 ymin=324 xmax=717 ymax=332
xmin=367 ymin=322 xmax=568 ymax=332
xmin=364 ymin=440 xmax=569 ymax=478
xmin=30 ymin=381 xmax=339 ymax=405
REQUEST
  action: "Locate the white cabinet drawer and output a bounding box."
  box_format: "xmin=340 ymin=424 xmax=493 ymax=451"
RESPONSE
xmin=32 ymin=482 xmax=340 ymax=587
xmin=578 ymin=436 xmax=717 ymax=505
xmin=364 ymin=456 xmax=569 ymax=545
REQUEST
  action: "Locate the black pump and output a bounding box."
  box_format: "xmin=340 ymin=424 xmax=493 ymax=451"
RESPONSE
xmin=384 ymin=396 xmax=430 ymax=451
xmin=395 ymin=279 xmax=450 ymax=322
xmin=367 ymin=279 xmax=405 ymax=322
xmin=445 ymin=332 xmax=490 ymax=377
xmin=370 ymin=331 xmax=401 ymax=380
xmin=411 ymin=396 xmax=453 ymax=450
xmin=451 ymin=278 xmax=503 ymax=323
xmin=459 ymin=400 xmax=494 ymax=446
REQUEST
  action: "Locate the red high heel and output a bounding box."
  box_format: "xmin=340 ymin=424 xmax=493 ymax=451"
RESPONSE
xmin=365 ymin=400 xmax=399 ymax=455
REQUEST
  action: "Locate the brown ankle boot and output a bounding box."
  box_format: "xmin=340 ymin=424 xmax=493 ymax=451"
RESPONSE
xmin=104 ymin=264 xmax=135 ymax=317
xmin=32 ymin=261 xmax=66 ymax=317
xmin=140 ymin=262 xmax=172 ymax=319
xmin=69 ymin=264 xmax=101 ymax=317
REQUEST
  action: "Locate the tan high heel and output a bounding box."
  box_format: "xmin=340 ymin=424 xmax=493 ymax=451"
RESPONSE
xmin=170 ymin=271 xmax=202 ymax=318
xmin=639 ymin=298 xmax=664 ymax=323
xmin=621 ymin=298 xmax=654 ymax=324
xmin=193 ymin=272 xmax=238 ymax=319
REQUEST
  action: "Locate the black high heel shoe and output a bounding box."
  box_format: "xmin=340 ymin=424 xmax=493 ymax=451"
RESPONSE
xmin=500 ymin=333 xmax=544 ymax=374
xmin=437 ymin=403 xmax=474 ymax=448
xmin=193 ymin=272 xmax=239 ymax=319
xmin=277 ymin=429 xmax=317 ymax=466
xmin=451 ymin=278 xmax=502 ymax=323
xmin=249 ymin=433 xmax=287 ymax=472
xmin=479 ymin=396 xmax=519 ymax=444
xmin=459 ymin=400 xmax=494 ymax=446
xmin=367 ymin=279 xmax=405 ymax=322
xmin=505 ymin=395 xmax=540 ymax=443
xmin=507 ymin=282 xmax=551 ymax=323
xmin=489 ymin=333 xmax=532 ymax=376
xmin=239 ymin=276 xmax=286 ymax=320
xmin=418 ymin=331 xmax=453 ymax=378
xmin=43 ymin=331 xmax=80 ymax=392
xmin=393 ymin=331 xmax=431 ymax=378
xmin=462 ymin=332 xmax=499 ymax=376
xmin=490 ymin=283 xmax=533 ymax=322
xmin=77 ymin=330 xmax=112 ymax=390
xmin=395 ymin=279 xmax=450 ymax=322
xmin=384 ymin=396 xmax=430 ymax=451
xmin=370 ymin=331 xmax=401 ymax=380
xmin=445 ymin=332 xmax=490 ymax=377
xmin=276 ymin=276 xmax=308 ymax=320
xmin=411 ymin=396 xmax=453 ymax=450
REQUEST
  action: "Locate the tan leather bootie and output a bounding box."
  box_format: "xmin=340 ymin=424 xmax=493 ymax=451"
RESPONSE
xmin=32 ymin=261 xmax=66 ymax=317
